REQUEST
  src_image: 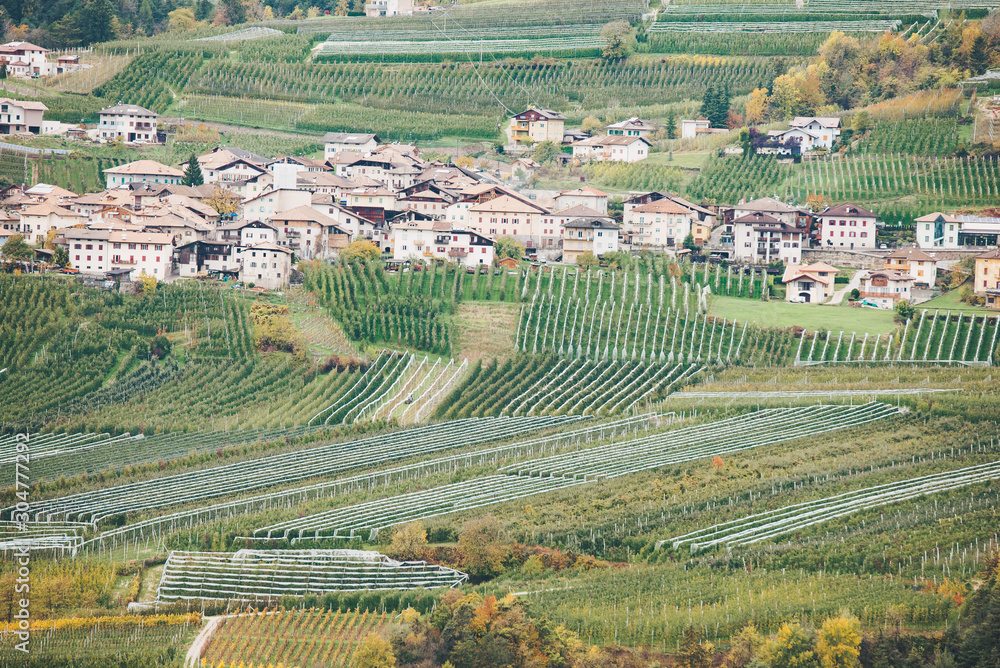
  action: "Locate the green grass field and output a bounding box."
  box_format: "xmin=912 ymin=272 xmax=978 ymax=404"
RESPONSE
xmin=708 ymin=295 xmax=899 ymax=334
xmin=916 ymin=285 xmax=994 ymax=315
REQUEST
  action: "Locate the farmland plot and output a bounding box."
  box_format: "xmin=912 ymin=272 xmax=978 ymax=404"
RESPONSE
xmin=247 ymin=404 xmax=902 ymax=542
xmin=201 ymin=608 xmax=393 ymax=668
xmin=155 ymin=549 xmax=467 ymax=602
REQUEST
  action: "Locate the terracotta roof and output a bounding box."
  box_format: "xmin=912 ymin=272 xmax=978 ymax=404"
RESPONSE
xmin=734 ymin=212 xmax=782 ymax=225
xmin=976 ymin=249 xmax=1000 ymax=260
xmin=574 ymin=135 xmax=651 ymax=147
xmin=267 ymin=205 xmax=337 ymax=227
xmin=865 ymin=271 xmax=914 ymax=282
xmin=631 ymin=199 xmax=693 ymax=215
xmin=820 ymin=203 xmax=877 ymax=218
xmin=738 ymin=197 xmax=797 ymax=214
xmin=553 ymin=204 xmax=606 ymax=218
xmin=884 ymin=247 xmax=937 ymax=262
xmin=104 ymin=160 xmax=184 ymax=177
xmin=468 ymin=194 xmax=548 ymax=215
xmin=782 ymin=263 xmax=838 ymax=285
xmin=914 ymin=212 xmax=960 ymax=224
xmin=22 ymin=201 xmax=84 ymax=217
xmin=559 ymin=186 xmax=609 ymax=198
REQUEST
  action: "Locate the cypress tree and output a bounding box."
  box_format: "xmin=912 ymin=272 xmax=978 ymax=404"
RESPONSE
xmin=182 ymin=154 xmax=204 ymax=187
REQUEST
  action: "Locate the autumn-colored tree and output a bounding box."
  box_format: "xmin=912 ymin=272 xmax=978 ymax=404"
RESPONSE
xmin=457 ymin=516 xmax=510 ymax=580
xmin=138 ymin=270 xmax=158 ymax=296
xmin=770 ymin=75 xmax=804 ymax=120
xmin=454 ymin=155 xmax=474 ymax=169
xmin=387 ymin=522 xmax=428 ymax=562
xmin=725 ymin=109 xmax=745 ymax=130
xmin=288 ymin=4 xmax=305 ymax=19
xmin=168 ymin=7 xmax=197 ymax=31
xmin=340 ymin=239 xmax=381 ymax=263
xmin=724 ymin=623 xmax=765 ymax=668
xmin=205 ymin=186 xmax=241 ymax=215
xmin=495 ymin=236 xmax=524 ymax=261
xmin=806 ymin=193 xmax=830 ymax=211
xmin=745 ymin=88 xmax=770 ymax=125
xmin=581 ymin=115 xmax=604 ymax=134
xmin=711 ymin=456 xmax=724 ymax=472
xmin=354 ymin=633 xmax=397 ymax=668
xmin=334 ymin=0 xmax=350 ymax=15
xmin=576 ymin=251 xmax=598 ymax=268
xmin=761 ymin=622 xmax=819 ymax=668
xmin=676 ymin=626 xmax=714 ymax=668
xmin=815 ymin=615 xmax=862 ymax=668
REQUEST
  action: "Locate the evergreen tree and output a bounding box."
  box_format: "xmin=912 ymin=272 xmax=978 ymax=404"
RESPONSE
xmin=666 ymin=111 xmax=677 ymax=139
xmin=195 ymin=0 xmax=214 ymax=21
xmin=699 ymin=85 xmax=717 ymax=125
xmin=138 ymin=0 xmax=155 ymax=34
xmin=183 ymin=154 xmax=204 ymax=186
xmin=80 ymin=0 xmax=118 ymax=45
xmin=0 ymin=62 xmax=6 ymax=80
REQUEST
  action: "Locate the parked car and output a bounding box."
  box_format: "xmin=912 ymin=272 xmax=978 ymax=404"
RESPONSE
xmin=788 ymin=296 xmax=807 ymax=303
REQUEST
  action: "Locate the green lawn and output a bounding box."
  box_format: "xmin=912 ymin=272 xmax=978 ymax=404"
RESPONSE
xmin=916 ymin=284 xmax=993 ymax=315
xmin=708 ymin=295 xmax=899 ymax=335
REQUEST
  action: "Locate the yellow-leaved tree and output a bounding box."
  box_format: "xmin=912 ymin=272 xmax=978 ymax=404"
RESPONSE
xmin=815 ymin=614 xmax=862 ymax=668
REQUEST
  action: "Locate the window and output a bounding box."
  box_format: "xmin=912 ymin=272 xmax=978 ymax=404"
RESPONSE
xmin=74 ymin=243 xmax=81 ymax=249
xmin=85 ymin=244 xmax=93 ymax=250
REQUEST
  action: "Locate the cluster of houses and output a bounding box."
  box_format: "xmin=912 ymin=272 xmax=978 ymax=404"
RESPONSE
xmin=0 ymin=42 xmax=81 ymax=79
xmin=3 ymin=98 xmax=1000 ymax=308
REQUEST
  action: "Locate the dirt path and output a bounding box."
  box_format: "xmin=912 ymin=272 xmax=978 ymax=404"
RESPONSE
xmin=161 ymin=116 xmax=322 ymax=141
xmin=185 ymin=615 xmax=222 ymax=668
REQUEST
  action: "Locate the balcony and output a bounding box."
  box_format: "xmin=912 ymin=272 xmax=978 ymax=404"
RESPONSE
xmin=422 ymin=250 xmax=433 ymax=257
xmin=448 ymin=248 xmax=468 ymax=258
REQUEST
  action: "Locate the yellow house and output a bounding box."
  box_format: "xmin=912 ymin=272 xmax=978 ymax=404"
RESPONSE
xmin=974 ymin=249 xmax=1000 ymax=308
xmin=506 ymin=108 xmax=566 ymax=146
xmin=883 ymin=247 xmax=937 ymax=287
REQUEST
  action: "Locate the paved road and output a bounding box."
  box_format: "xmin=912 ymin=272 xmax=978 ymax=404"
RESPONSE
xmin=824 ymin=269 xmax=866 ymax=305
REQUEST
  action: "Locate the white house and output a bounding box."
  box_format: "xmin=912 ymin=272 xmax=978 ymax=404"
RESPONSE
xmin=732 ymin=213 xmax=803 ymax=265
xmin=219 ymin=220 xmax=278 ymax=247
xmin=563 ymin=217 xmax=619 ymax=264
xmin=914 ymin=212 xmax=961 ymax=250
xmin=606 ymin=117 xmax=657 ymax=138
xmin=859 ymin=271 xmax=913 ymax=308
xmin=765 ymin=127 xmax=827 ymax=154
xmin=883 ymin=247 xmax=938 ymax=287
xmin=782 ymin=262 xmax=839 ymax=303
xmin=98 ymin=104 xmax=160 ymax=143
xmin=365 ymin=0 xmax=413 ymax=16
xmin=390 ymin=219 xmax=494 ymax=267
xmin=789 ymin=117 xmax=841 ymax=149
xmin=624 ymin=198 xmax=696 ymax=248
xmin=243 ymin=188 xmax=312 ymax=223
xmin=817 ymin=203 xmax=878 ymax=250
xmin=0 ymin=42 xmax=49 ymax=76
xmin=104 ymin=160 xmax=184 ymax=189
xmin=507 ymin=108 xmax=566 ymax=146
xmin=572 ymin=135 xmax=650 ymax=163
xmin=0 ymin=98 xmax=46 ymax=134
xmin=64 ymin=228 xmax=174 ymax=278
xmin=323 ymin=133 xmax=379 ymax=161
xmin=554 ymin=186 xmax=609 ymax=215
xmin=20 ymin=200 xmax=85 ymax=244
xmin=680 ymin=118 xmax=710 ymax=139
xmin=240 ymin=242 xmax=293 ymax=290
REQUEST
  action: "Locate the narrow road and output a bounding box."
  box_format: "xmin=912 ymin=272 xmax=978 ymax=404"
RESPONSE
xmin=824 ymin=269 xmax=866 ymax=305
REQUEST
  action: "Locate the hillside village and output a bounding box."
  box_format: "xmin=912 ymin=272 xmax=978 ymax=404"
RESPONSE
xmin=0 ymin=101 xmax=998 ymax=310
xmin=4 ymin=2 xmax=1000 ymax=667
